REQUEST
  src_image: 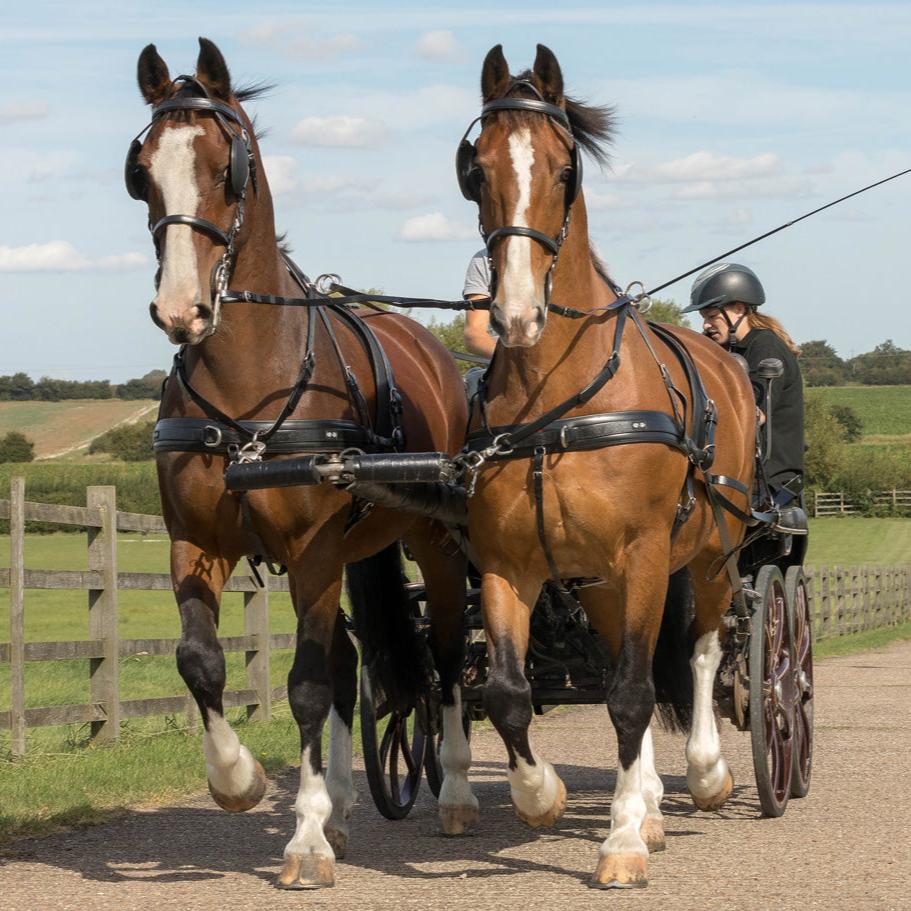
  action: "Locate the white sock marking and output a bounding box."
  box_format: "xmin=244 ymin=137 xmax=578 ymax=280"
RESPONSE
xmin=640 ymin=724 xmax=664 ymax=821
xmin=149 ymin=124 xmax=205 ymax=307
xmin=508 ymin=751 xmax=560 ymax=819
xmin=600 ymin=758 xmax=649 ymax=859
xmin=686 ymin=630 xmax=730 ymax=799
xmin=203 ymin=710 xmax=257 ymax=797
xmin=284 ymin=746 xmax=335 ymax=862
xmin=325 ymin=707 xmax=357 ymax=835
xmin=438 ymin=685 xmax=477 ymax=812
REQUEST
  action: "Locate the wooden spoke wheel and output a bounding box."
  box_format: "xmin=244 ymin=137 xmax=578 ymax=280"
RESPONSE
xmin=424 ymin=699 xmax=472 ymax=799
xmin=360 ymin=668 xmax=429 ymax=820
xmin=786 ymin=566 xmax=814 ymax=798
xmin=749 ymin=565 xmax=796 ymax=818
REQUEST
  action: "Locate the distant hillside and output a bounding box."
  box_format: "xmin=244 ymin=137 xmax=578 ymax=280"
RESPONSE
xmin=806 ymin=385 xmax=911 ymax=438
xmin=0 ymin=400 xmax=158 ymax=460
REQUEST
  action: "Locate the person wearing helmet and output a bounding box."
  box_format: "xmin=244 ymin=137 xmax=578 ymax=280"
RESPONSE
xmin=684 ymin=263 xmax=804 ymax=504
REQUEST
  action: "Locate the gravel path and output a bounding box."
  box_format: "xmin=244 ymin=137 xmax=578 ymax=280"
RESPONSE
xmin=2 ymin=640 xmax=909 ymax=911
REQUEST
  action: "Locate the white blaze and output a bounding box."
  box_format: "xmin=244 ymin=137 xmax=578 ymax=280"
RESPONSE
xmin=499 ymin=128 xmax=537 ymax=317
xmin=149 ymin=125 xmax=205 ymax=304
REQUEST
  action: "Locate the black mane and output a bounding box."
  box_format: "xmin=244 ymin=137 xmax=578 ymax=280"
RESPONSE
xmin=506 ymin=70 xmax=616 ymax=168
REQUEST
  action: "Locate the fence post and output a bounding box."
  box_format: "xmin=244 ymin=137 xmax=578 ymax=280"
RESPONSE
xmin=87 ymin=486 xmax=120 ymax=742
xmin=9 ymin=477 xmax=26 ymax=758
xmin=244 ymin=573 xmax=271 ymax=723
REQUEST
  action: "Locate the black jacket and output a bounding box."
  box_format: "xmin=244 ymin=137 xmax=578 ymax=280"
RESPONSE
xmin=730 ymin=327 xmax=804 ymax=487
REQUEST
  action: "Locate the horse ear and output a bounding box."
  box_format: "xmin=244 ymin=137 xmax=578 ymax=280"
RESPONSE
xmin=533 ymin=44 xmax=564 ymax=103
xmin=137 ymin=44 xmax=171 ymax=106
xmin=481 ymin=45 xmax=510 ymax=101
xmin=196 ymin=37 xmax=232 ymax=100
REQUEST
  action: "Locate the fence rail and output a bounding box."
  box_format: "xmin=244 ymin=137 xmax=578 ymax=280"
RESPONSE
xmin=814 ymin=488 xmax=911 ymax=517
xmin=1 ymin=478 xmax=291 ymax=757
xmin=3 ymin=478 xmax=911 ymax=758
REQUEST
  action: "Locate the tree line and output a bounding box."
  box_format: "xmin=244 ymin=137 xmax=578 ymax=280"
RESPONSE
xmin=0 ymin=370 xmax=168 ymax=401
xmin=799 ymin=339 xmax=911 ymax=386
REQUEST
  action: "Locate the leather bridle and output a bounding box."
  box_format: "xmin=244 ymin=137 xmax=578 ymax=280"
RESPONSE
xmin=456 ymin=82 xmax=580 ymax=311
xmin=125 ymin=76 xmax=257 ymax=315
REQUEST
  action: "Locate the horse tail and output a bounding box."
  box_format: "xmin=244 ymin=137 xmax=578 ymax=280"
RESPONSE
xmin=346 ymin=542 xmax=432 ymax=713
xmin=652 ymin=568 xmax=695 ymax=733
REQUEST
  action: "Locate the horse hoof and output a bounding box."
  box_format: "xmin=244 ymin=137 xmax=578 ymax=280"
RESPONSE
xmin=208 ymin=758 xmax=267 ymax=812
xmin=640 ymin=816 xmax=666 ymax=853
xmin=691 ymin=768 xmax=734 ymax=812
xmin=590 ymin=853 xmax=648 ymax=889
xmin=324 ymin=827 xmax=348 ymax=859
xmin=276 ymin=853 xmax=335 ymax=890
xmin=439 ymin=804 xmax=480 ymax=836
xmin=513 ymin=776 xmax=567 ymax=829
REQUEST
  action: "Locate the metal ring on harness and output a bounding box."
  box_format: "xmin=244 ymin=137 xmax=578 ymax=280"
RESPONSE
xmin=315 ymin=273 xmax=342 ymax=296
xmin=202 ymin=425 xmax=223 ymax=448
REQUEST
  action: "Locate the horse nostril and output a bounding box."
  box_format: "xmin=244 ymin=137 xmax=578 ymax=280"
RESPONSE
xmin=195 ymin=303 xmax=213 ymax=322
xmin=489 ymin=306 xmax=507 ymax=337
xmin=532 ymin=306 xmax=545 ymax=327
xmin=149 ymin=302 xmax=165 ymax=329
xmin=173 ymin=327 xmax=189 ymax=344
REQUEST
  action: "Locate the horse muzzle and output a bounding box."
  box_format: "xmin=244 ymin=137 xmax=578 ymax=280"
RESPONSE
xmin=489 ymin=302 xmax=546 ymax=348
xmin=150 ymin=299 xmax=216 ymax=346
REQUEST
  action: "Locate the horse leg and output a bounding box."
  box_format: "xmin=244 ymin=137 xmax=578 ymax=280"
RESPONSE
xmin=277 ymin=571 xmax=343 ymax=890
xmin=685 ymin=558 xmax=734 ymax=811
xmin=172 ymin=542 xmax=267 ymax=812
xmin=482 ymin=572 xmax=567 ymax=828
xmin=581 ymin=585 xmax=666 ymax=865
xmin=404 ymin=526 xmax=476 ymax=835
xmin=323 ymin=606 xmax=358 ymax=859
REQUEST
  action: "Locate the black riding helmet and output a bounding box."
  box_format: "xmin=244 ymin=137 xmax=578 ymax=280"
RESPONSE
xmin=682 ymin=262 xmax=765 ymax=314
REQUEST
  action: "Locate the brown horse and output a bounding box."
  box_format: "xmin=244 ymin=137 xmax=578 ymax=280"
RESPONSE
xmin=128 ymin=38 xmax=475 ymax=888
xmin=460 ymin=45 xmax=756 ymax=887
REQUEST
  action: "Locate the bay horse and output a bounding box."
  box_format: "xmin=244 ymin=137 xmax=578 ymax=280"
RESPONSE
xmin=457 ymin=45 xmax=756 ymax=887
xmin=128 ymin=38 xmax=476 ymax=888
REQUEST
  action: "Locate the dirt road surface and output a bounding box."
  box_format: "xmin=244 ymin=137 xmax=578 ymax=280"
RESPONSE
xmin=2 ymin=640 xmax=909 ymax=911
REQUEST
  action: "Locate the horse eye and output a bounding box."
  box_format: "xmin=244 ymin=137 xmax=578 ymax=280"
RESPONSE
xmin=559 ymin=166 xmax=572 ymax=184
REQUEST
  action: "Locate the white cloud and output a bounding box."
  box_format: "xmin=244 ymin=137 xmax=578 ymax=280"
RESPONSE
xmin=416 ymin=30 xmax=461 ymax=62
xmin=262 ymin=155 xmax=299 ymax=195
xmin=668 ymin=176 xmax=813 ymax=200
xmin=654 ymin=151 xmax=782 ymax=183
xmin=0 ymin=101 xmax=48 ymax=124
xmin=398 ymin=213 xmax=475 ymax=241
xmin=240 ymin=19 xmax=364 ymax=61
xmin=0 ymin=242 xmax=147 ymax=273
xmin=286 ymin=174 xmax=432 ymax=211
xmin=291 ymin=115 xmax=387 ymax=148
xmin=585 ymin=190 xmax=625 ymax=210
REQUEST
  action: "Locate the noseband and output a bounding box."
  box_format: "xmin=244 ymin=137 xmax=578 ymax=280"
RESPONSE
xmin=125 ymin=76 xmax=257 ymax=308
xmin=456 ymin=82 xmax=581 ymax=309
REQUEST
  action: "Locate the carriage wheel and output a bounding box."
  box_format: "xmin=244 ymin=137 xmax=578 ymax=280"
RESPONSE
xmin=785 ymin=566 xmax=814 ymax=798
xmin=749 ymin=565 xmax=796 ymax=818
xmin=424 ymin=700 xmax=472 ymax=799
xmin=359 ymin=667 xmax=429 ymax=820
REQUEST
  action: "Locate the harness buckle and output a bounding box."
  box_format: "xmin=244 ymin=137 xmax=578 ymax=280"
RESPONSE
xmin=491 ymin=433 xmax=515 ymax=456
xmin=235 ymin=436 xmax=266 ymax=464
xmin=202 ymin=425 xmax=223 ymax=448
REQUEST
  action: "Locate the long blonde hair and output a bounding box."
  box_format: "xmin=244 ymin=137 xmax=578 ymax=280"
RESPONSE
xmin=746 ymin=311 xmax=800 ymax=357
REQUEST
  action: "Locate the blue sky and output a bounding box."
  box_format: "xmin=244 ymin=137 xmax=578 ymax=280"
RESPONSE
xmin=2 ymin=1 xmax=910 ymax=381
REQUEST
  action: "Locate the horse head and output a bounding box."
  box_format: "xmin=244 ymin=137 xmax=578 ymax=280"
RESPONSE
xmin=128 ymin=38 xmax=268 ymax=345
xmin=459 ymin=45 xmax=613 ymax=348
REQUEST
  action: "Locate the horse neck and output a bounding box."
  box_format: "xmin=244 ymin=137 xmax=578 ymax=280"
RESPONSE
xmin=183 ymin=188 xmax=313 ymax=405
xmin=489 ymin=199 xmax=663 ymax=420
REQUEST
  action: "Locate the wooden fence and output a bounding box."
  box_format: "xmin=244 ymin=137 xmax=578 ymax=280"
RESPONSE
xmin=814 ymin=489 xmax=911 ymax=516
xmin=1 ymin=478 xmax=910 ymax=758
xmin=0 ymin=478 xmax=294 ymax=758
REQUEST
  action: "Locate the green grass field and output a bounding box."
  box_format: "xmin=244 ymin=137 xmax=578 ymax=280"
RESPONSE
xmin=806 ymin=385 xmax=911 ymax=437
xmin=0 ymin=400 xmax=157 ymax=460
